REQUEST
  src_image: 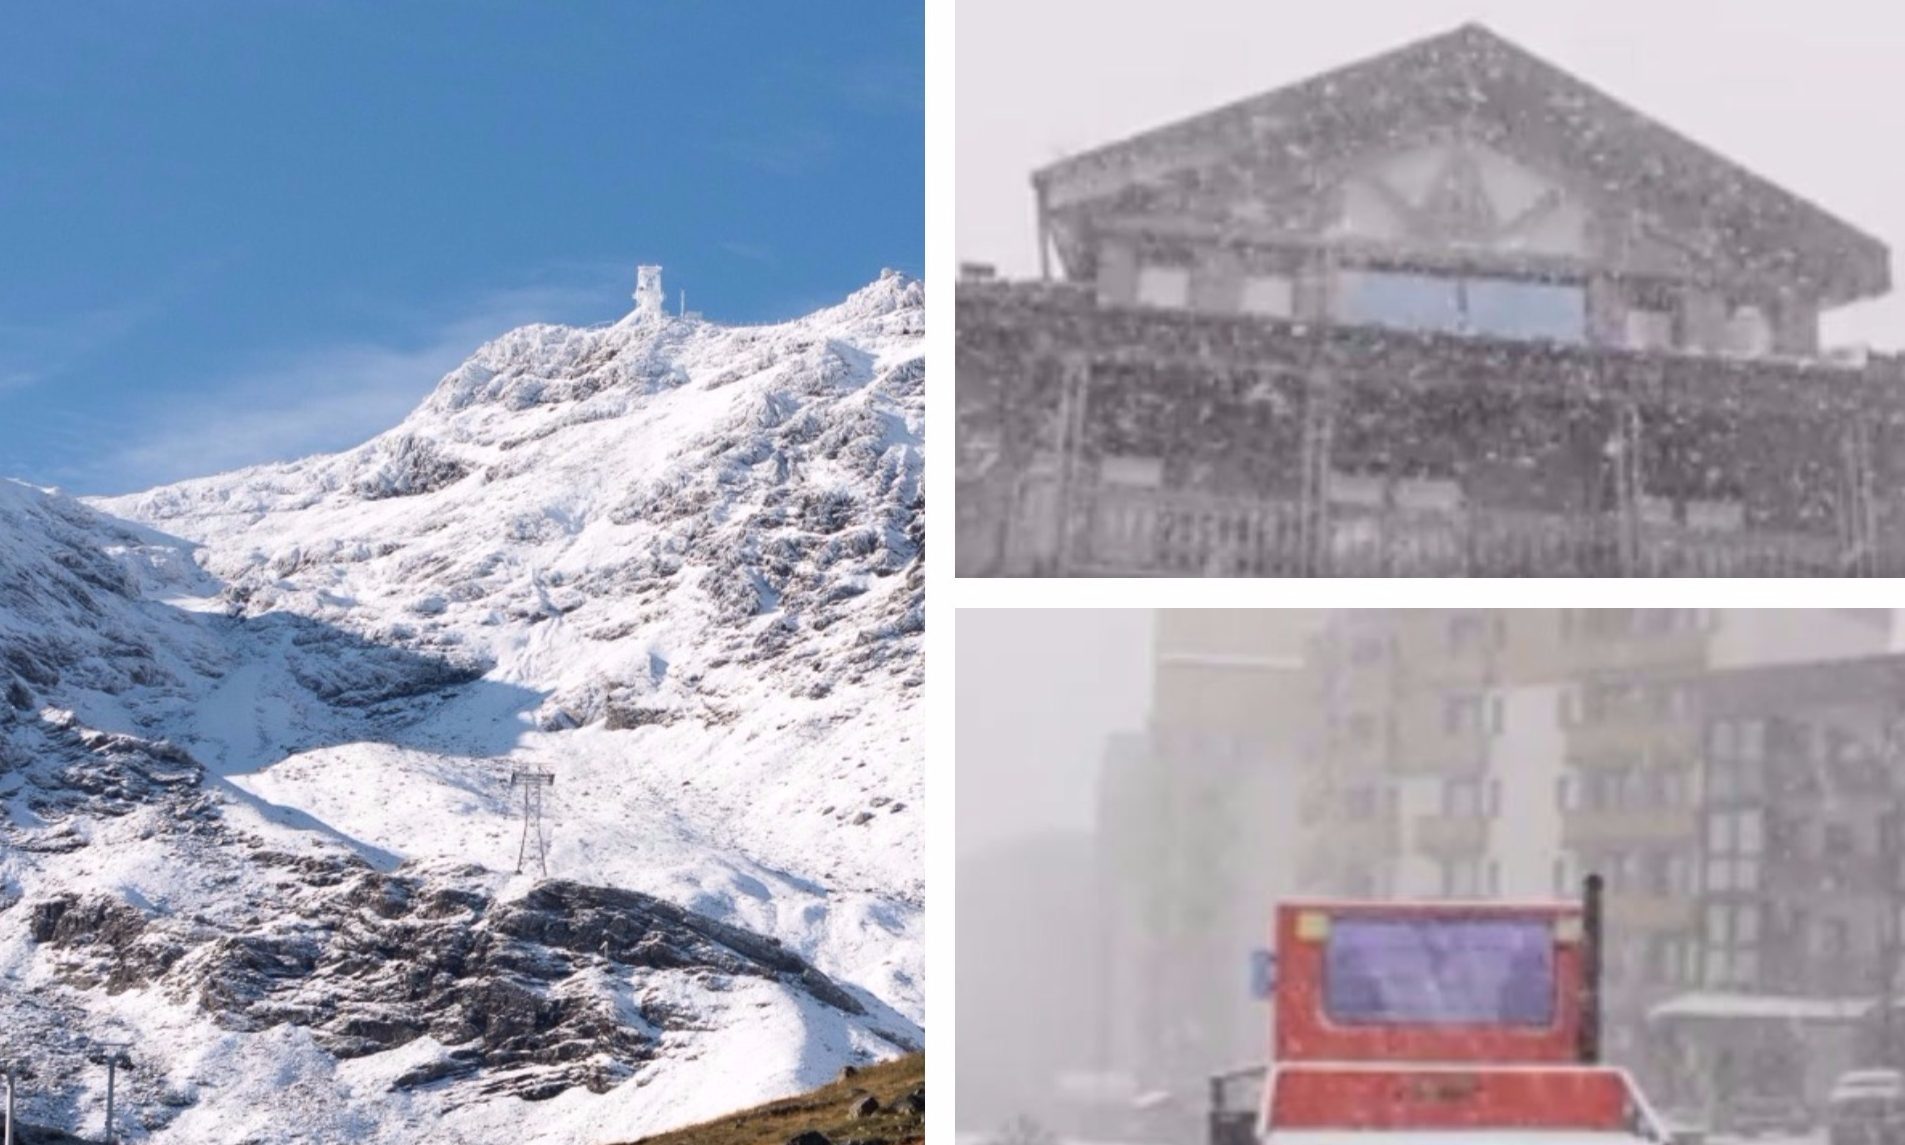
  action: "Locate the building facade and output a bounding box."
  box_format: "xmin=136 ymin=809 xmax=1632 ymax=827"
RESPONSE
xmin=1648 ymin=656 xmax=1905 ymax=1112
xmin=1296 ymin=610 xmax=1899 ymax=1065
xmin=1094 ymin=611 xmax=1321 ymax=1103
xmin=957 ymin=25 xmax=1903 ymax=577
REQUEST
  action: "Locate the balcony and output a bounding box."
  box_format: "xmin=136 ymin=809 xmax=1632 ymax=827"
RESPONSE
xmin=1414 ymin=814 xmax=1489 ymax=855
xmin=1561 ymin=807 xmax=1699 ymax=848
xmin=1054 ymin=486 xmax=1858 ymax=577
xmin=1604 ymin=893 xmax=1697 ymax=932
xmin=1562 ymin=718 xmax=1702 ymax=765
xmin=957 ymin=282 xmax=1905 ymax=578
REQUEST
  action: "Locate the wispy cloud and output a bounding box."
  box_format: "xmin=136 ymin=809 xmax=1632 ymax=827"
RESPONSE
xmin=0 ymin=299 xmax=168 ymax=394
xmin=0 ymin=257 xmax=232 ymax=395
xmin=75 ymin=277 xmax=618 ymax=495
xmin=710 ymin=125 xmax=839 ymax=176
xmin=719 ymin=240 xmax=778 ymax=266
xmin=833 ymin=57 xmax=924 ymax=116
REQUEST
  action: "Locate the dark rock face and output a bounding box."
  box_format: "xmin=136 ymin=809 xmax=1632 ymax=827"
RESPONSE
xmin=30 ymin=865 xmax=871 ymax=1102
xmin=847 ymin=1093 xmax=881 ymax=1119
xmin=352 ymin=433 xmax=472 ymax=500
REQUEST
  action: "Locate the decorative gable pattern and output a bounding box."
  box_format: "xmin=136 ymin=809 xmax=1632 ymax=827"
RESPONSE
xmin=1036 ymin=24 xmax=1888 ymax=308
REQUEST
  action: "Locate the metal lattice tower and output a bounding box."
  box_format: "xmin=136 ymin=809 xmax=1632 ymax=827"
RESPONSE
xmin=509 ymin=768 xmax=556 ymax=877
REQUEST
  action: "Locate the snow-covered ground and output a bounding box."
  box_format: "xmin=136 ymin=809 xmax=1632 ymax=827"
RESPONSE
xmin=0 ymin=272 xmax=923 ymax=1142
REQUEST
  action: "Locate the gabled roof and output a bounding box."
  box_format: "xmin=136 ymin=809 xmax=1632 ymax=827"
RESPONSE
xmin=1034 ymin=24 xmax=1889 ymax=306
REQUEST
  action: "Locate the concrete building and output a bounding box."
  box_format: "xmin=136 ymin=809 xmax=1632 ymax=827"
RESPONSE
xmin=1094 ymin=611 xmax=1322 ymax=1104
xmin=1299 ymin=609 xmax=1899 ymax=1085
xmin=956 ymin=25 xmax=1904 ymax=578
xmin=1648 ymin=655 xmax=1905 ymax=1114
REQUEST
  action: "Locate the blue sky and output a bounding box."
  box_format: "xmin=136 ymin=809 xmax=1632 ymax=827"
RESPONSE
xmin=0 ymin=2 xmax=922 ymax=494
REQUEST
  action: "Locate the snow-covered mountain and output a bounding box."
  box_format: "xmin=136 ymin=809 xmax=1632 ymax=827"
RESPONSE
xmin=0 ymin=271 xmax=924 ymax=1143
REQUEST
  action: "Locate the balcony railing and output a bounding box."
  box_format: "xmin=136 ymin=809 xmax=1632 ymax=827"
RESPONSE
xmin=1414 ymin=814 xmax=1489 ymax=855
xmin=1603 ymin=893 xmax=1698 ymax=931
xmin=1560 ymin=807 xmax=1699 ymax=848
xmin=1053 ymin=484 xmax=1871 ymax=577
xmin=958 ymin=281 xmax=1905 ymax=578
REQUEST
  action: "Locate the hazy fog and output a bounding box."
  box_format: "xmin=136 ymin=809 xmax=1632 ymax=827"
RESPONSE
xmin=955 ymin=609 xmax=1154 ymax=859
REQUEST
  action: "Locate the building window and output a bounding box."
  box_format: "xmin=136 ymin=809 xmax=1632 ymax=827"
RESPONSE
xmin=1465 ymin=277 xmax=1588 ymax=342
xmin=1448 ymin=611 xmax=1490 ymax=652
xmin=1821 ymin=918 xmax=1852 ymax=958
xmin=1444 ymin=778 xmax=1484 ymax=817
xmin=1724 ymin=305 xmax=1773 ymax=357
xmin=1444 ymin=693 xmax=1486 ymax=734
xmin=1441 ymin=858 xmax=1483 ymax=897
xmin=1335 ymin=269 xmax=1587 ymax=343
xmin=1136 ymin=264 xmax=1191 ymax=309
xmin=1626 ymin=308 xmax=1676 ymax=350
xmin=1240 ymin=273 xmax=1295 ymax=318
xmin=1705 ymin=855 xmax=1759 ymax=892
xmin=1098 ymin=456 xmax=1164 ymax=488
xmin=1350 ymin=634 xmax=1387 ymax=665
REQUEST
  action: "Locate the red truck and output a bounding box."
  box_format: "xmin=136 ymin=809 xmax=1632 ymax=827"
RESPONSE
xmin=1211 ymin=876 xmax=1671 ymax=1145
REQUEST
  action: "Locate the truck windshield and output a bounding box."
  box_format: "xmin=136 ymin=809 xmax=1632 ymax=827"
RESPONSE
xmin=1323 ymin=915 xmax=1556 ymax=1027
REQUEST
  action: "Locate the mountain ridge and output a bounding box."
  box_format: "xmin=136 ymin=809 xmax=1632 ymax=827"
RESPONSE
xmin=0 ymin=272 xmax=924 ymax=1143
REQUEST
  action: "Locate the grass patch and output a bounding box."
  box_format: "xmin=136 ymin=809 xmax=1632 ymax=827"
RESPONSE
xmin=616 ymin=1053 xmax=925 ymax=1145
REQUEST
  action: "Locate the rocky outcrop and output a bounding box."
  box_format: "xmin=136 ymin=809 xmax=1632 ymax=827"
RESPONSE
xmin=29 ymin=865 xmax=877 ymax=1102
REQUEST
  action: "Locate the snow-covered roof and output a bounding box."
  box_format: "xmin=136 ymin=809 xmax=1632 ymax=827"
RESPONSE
xmin=1648 ymin=991 xmax=1876 ymax=1023
xmin=1034 ymin=23 xmax=1888 ymax=306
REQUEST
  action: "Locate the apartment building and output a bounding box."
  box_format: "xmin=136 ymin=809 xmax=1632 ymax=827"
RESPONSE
xmin=1094 ymin=611 xmax=1321 ymax=1099
xmin=1300 ymin=609 xmax=1898 ymax=1064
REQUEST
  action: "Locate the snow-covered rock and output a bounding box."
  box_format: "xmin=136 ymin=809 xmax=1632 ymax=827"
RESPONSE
xmin=0 ymin=272 xmax=924 ymax=1143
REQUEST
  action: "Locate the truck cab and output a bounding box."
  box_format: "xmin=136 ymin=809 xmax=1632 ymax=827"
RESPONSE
xmin=1215 ymin=884 xmax=1669 ymax=1145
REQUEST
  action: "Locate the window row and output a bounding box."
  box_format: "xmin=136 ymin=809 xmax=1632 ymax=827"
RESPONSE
xmin=1561 ymin=609 xmax=1713 ymax=640
xmin=1707 ymin=808 xmax=1764 ymax=856
xmin=1600 ymin=934 xmax=1700 ymax=990
xmin=1558 ymin=767 xmax=1692 ymax=812
xmin=1442 ymin=777 xmax=1501 ymax=819
xmin=1130 ymin=263 xmax=1779 ymax=356
xmin=1439 ymin=856 xmax=1501 ymax=898
xmin=1560 ymin=678 xmax=1694 ymax=726
xmin=1568 ymin=848 xmax=1696 ymax=897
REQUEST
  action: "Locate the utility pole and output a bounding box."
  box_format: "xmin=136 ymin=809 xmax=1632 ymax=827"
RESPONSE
xmin=3 ymin=1061 xmax=15 ymax=1145
xmin=509 ymin=767 xmax=556 ymax=877
xmin=89 ymin=1041 xmax=133 ymax=1144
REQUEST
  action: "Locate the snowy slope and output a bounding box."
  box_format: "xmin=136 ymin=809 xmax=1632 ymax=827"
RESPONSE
xmin=0 ymin=272 xmax=924 ymax=1143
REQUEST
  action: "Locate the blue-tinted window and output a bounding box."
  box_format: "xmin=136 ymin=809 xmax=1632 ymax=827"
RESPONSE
xmin=1335 ymin=270 xmax=1587 ymax=344
xmin=1338 ymin=270 xmax=1463 ymax=334
xmin=1323 ymin=915 xmax=1556 ymax=1026
xmin=1467 ymin=279 xmax=1586 ymax=343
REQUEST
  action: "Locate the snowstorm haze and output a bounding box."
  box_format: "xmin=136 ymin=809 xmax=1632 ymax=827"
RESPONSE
xmin=957 ymin=0 xmax=1905 ymax=348
xmin=957 ymin=609 xmax=1905 ymax=1141
xmin=955 ymin=609 xmax=1154 ymax=859
xmin=956 ymin=609 xmax=1154 ymax=1138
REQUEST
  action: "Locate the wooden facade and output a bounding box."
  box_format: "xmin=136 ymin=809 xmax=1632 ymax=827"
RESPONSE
xmin=956 ymin=25 xmax=1898 ymax=577
xmin=958 ymin=282 xmax=1905 ymax=576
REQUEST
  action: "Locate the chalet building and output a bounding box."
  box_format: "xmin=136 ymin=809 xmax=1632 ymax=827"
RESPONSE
xmin=956 ymin=25 xmax=1901 ymax=577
